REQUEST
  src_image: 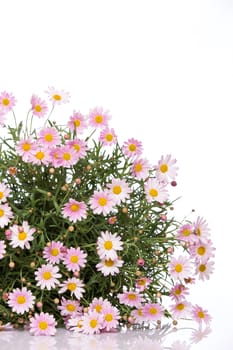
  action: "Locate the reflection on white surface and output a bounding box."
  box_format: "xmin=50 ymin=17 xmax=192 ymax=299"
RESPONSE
xmin=0 ymin=322 xmax=214 ymax=350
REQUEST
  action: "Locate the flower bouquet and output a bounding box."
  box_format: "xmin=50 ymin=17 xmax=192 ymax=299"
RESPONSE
xmin=0 ymin=88 xmax=215 ymax=336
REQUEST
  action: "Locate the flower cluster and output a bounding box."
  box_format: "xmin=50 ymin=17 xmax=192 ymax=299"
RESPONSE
xmin=0 ymin=88 xmax=215 ymax=336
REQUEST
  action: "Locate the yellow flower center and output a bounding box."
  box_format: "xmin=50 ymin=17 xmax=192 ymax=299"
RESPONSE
xmin=182 ymin=229 xmax=191 ymax=236
xmin=135 ymin=163 xmax=142 ymax=172
xmin=138 ymin=279 xmax=146 ymax=286
xmin=149 ymin=188 xmax=158 ymax=197
xmin=36 ymin=151 xmax=45 ymax=160
xmin=2 ymin=98 xmax=10 ymax=106
xmin=66 ymin=304 xmax=76 ymax=312
xmin=74 ymin=119 xmax=81 ymax=127
xmin=104 ymin=241 xmax=113 ymax=250
xmin=104 ymin=259 xmax=114 ymax=267
xmin=113 ymin=185 xmax=122 ymax=195
xmin=160 ymin=164 xmax=168 ymax=173
xmin=67 ymin=282 xmax=76 ymax=291
xmin=197 ymin=228 xmax=201 ymax=236
xmin=95 ymin=115 xmax=103 ymax=123
xmin=175 ymin=288 xmax=182 ymax=295
xmin=128 ymin=293 xmax=136 ymax=300
xmin=149 ymin=307 xmax=158 ymax=315
xmin=98 ymin=197 xmax=107 ymax=206
xmin=129 ymin=144 xmax=136 ymax=152
xmin=18 ymin=232 xmax=27 ymax=241
xmin=73 ymin=144 xmax=81 ymax=151
xmin=105 ymin=133 xmax=113 ymax=141
xmin=199 ymin=264 xmax=206 ymax=272
xmin=71 ymin=204 xmax=80 ymax=212
xmin=105 ymin=314 xmax=113 ymax=322
xmin=43 ymin=271 xmax=52 ymax=280
xmin=95 ymin=304 xmax=102 ymax=313
xmin=22 ymin=143 xmax=31 ymax=151
xmin=137 ymin=309 xmax=143 ymax=316
xmin=90 ymin=319 xmax=98 ymax=328
xmin=176 ymin=303 xmax=185 ymax=311
xmin=175 ymin=264 xmax=183 ymax=273
xmin=0 ymin=209 xmax=4 ymax=217
xmin=34 ymin=104 xmax=42 ymax=112
xmin=197 ymin=246 xmax=206 ymax=256
xmin=17 ymin=295 xmax=26 ymax=304
xmin=39 ymin=321 xmax=48 ymax=330
xmin=0 ymin=192 xmax=4 ymax=199
xmin=70 ymin=255 xmax=79 ymax=264
xmin=45 ymin=134 xmax=53 ymax=142
xmin=53 ymin=94 xmax=61 ymax=101
xmin=197 ymin=310 xmax=205 ymax=318
xmin=51 ymin=248 xmax=59 ymax=256
xmin=63 ymin=153 xmax=71 ymax=161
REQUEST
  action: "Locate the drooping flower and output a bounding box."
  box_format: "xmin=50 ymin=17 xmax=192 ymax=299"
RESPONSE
xmin=191 ymin=304 xmax=212 ymax=325
xmin=142 ymin=302 xmax=164 ymax=321
xmin=97 ymin=231 xmax=123 ymax=260
xmin=117 ymin=290 xmax=143 ymax=308
xmin=99 ymin=127 xmax=117 ymax=146
xmin=122 ymin=138 xmax=143 ymax=158
xmin=107 ymin=178 xmax=132 ymax=205
xmin=9 ymin=221 xmax=35 ymax=249
xmin=0 ymin=240 xmax=6 ymax=259
xmin=169 ymin=256 xmax=193 ymax=280
xmin=88 ymin=106 xmax=111 ymax=129
xmin=131 ymin=158 xmax=151 ymax=180
xmin=156 ymin=155 xmax=178 ymax=183
xmin=62 ymin=199 xmax=88 ymax=222
xmin=46 ymin=87 xmax=70 ymax=105
xmin=43 ymin=241 xmax=65 ymax=264
xmin=38 ymin=127 xmax=61 ymax=148
xmin=68 ymin=110 xmax=87 ymax=133
xmin=0 ymin=182 xmax=11 ymax=203
xmin=31 ymin=94 xmax=48 ymax=118
xmin=96 ymin=257 xmax=123 ymax=276
xmin=144 ymin=178 xmax=169 ymax=203
xmin=63 ymin=247 xmax=87 ymax=272
xmin=59 ymin=277 xmax=85 ymax=299
xmin=82 ymin=310 xmax=104 ymax=334
xmin=66 ymin=315 xmax=84 ymax=333
xmin=0 ymin=91 xmax=16 ymax=113
xmin=89 ymin=190 xmax=115 ymax=216
xmin=29 ymin=312 xmax=57 ymax=336
xmin=35 ymin=264 xmax=61 ymax=290
xmin=7 ymin=287 xmax=35 ymax=314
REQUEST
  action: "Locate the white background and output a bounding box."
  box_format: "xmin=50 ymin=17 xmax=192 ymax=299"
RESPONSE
xmin=1 ymin=0 xmax=233 ymax=348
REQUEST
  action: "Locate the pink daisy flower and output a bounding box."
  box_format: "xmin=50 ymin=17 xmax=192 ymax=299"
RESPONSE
xmin=99 ymin=127 xmax=117 ymax=146
xmin=62 ymin=199 xmax=88 ymax=222
xmin=0 ymin=203 xmax=13 ymax=228
xmin=169 ymin=256 xmax=193 ymax=280
xmin=131 ymin=308 xmax=146 ymax=324
xmin=29 ymin=146 xmax=51 ymax=166
xmin=170 ymin=283 xmax=189 ymax=301
xmin=49 ymin=147 xmax=61 ymax=167
xmin=131 ymin=158 xmax=151 ymax=180
xmin=117 ymin=290 xmax=143 ymax=308
xmin=122 ymin=138 xmax=143 ymax=158
xmin=0 ymin=240 xmax=6 ymax=259
xmin=88 ymin=106 xmax=111 ymax=129
xmin=135 ymin=277 xmax=152 ymax=292
xmin=46 ymin=87 xmax=70 ymax=105
xmin=142 ymin=302 xmax=164 ymax=321
xmin=170 ymin=300 xmax=192 ymax=319
xmin=107 ymin=178 xmax=132 ymax=205
xmin=31 ymin=94 xmax=48 ymax=118
xmin=156 ymin=155 xmax=178 ymax=183
xmin=90 ymin=190 xmax=115 ymax=216
xmin=57 ymin=145 xmax=79 ymax=167
xmin=67 ymin=315 xmax=84 ymax=333
xmin=96 ymin=257 xmax=123 ymax=276
xmin=191 ymin=305 xmax=212 ymax=325
xmin=58 ymin=297 xmax=82 ymax=317
xmin=68 ymin=110 xmax=87 ymax=133
xmin=195 ymin=260 xmax=215 ymax=281
xmin=63 ymin=247 xmax=87 ymax=272
xmin=97 ymin=231 xmax=123 ymax=260
xmin=189 ymin=239 xmax=215 ymax=262
xmin=9 ymin=221 xmax=35 ymax=249
xmin=35 ymin=264 xmax=61 ymax=290
xmin=43 ymin=241 xmax=65 ymax=264
xmin=102 ymin=305 xmax=120 ymax=331
xmin=29 ymin=312 xmax=57 ymax=336
xmin=82 ymin=310 xmax=104 ymax=334
xmin=38 ymin=127 xmax=61 ymax=148
xmin=0 ymin=182 xmax=11 ymax=203
xmin=176 ymin=224 xmax=196 ymax=243
xmin=59 ymin=277 xmax=85 ymax=299
xmin=144 ymin=179 xmax=169 ymax=203
xmin=89 ymin=297 xmax=111 ymax=314
xmin=7 ymin=287 xmax=35 ymax=314
xmin=193 ymin=216 xmax=211 ymax=242
xmin=16 ymin=138 xmax=37 ymax=162
xmin=66 ymin=139 xmax=88 ymax=160
xmin=0 ymin=91 xmax=16 ymax=113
